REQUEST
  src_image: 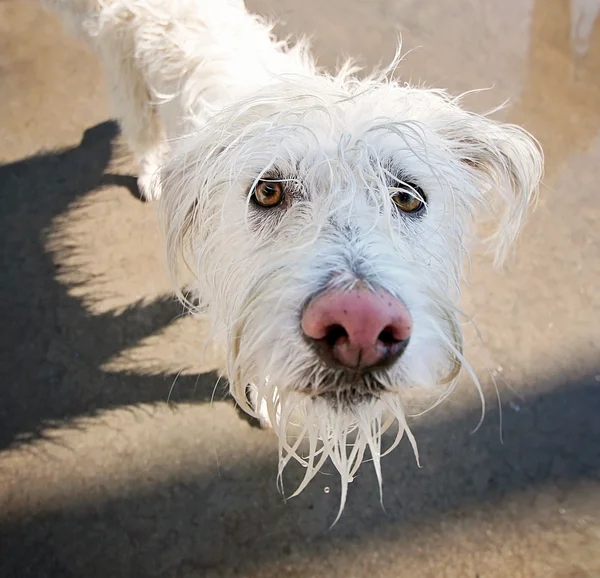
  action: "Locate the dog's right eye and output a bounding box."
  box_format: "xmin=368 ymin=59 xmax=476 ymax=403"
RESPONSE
xmin=252 ymin=180 xmax=284 ymax=208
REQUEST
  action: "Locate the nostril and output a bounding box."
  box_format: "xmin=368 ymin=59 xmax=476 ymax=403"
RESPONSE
xmin=378 ymin=326 xmax=402 ymax=346
xmin=324 ymin=324 xmax=348 ymax=348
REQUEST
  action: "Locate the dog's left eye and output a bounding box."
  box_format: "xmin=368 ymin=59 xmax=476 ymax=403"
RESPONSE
xmin=252 ymin=180 xmax=284 ymax=208
xmin=391 ymin=184 xmax=426 ymax=215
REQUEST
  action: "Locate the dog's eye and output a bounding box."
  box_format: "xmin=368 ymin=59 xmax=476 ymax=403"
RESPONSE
xmin=252 ymin=180 xmax=284 ymax=208
xmin=391 ymin=184 xmax=426 ymax=215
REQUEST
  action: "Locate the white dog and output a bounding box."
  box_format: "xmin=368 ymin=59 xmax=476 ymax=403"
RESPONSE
xmin=41 ymin=0 xmax=543 ymax=517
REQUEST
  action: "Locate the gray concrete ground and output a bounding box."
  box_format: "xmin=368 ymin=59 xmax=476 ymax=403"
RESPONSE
xmin=1 ymin=0 xmax=599 ymax=576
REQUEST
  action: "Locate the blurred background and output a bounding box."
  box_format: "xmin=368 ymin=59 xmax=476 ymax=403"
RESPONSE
xmin=0 ymin=0 xmax=599 ymax=576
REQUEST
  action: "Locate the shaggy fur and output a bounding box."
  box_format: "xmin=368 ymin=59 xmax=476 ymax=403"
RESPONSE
xmin=41 ymin=0 xmax=543 ymax=518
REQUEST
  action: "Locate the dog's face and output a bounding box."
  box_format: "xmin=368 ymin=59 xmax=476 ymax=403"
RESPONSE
xmin=161 ymin=77 xmax=542 ymax=514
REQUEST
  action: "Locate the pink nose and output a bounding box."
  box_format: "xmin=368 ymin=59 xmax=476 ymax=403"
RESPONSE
xmin=301 ymin=286 xmax=412 ymax=370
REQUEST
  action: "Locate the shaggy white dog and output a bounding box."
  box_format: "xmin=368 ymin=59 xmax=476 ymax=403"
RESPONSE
xmin=41 ymin=0 xmax=542 ymax=518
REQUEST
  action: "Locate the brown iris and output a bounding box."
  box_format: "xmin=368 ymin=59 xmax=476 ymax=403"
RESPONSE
xmin=391 ymin=184 xmax=426 ymax=214
xmin=252 ymin=180 xmax=284 ymax=208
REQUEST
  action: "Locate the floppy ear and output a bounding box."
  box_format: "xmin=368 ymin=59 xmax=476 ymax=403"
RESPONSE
xmin=158 ymin=135 xmax=230 ymax=308
xmin=445 ymin=116 xmax=544 ymax=265
xmin=157 ymin=150 xmax=203 ymax=307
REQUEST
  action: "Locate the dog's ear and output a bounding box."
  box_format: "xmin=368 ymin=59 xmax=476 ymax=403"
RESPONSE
xmin=444 ymin=117 xmax=543 ymax=265
xmin=157 ymin=155 xmax=201 ymax=307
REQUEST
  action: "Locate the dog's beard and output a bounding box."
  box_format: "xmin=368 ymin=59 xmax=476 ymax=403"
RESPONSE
xmin=245 ymin=377 xmax=419 ymax=524
xmin=225 ymin=283 xmax=464 ymax=520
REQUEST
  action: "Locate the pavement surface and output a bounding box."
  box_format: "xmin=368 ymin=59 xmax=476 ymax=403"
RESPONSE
xmin=1 ymin=0 xmax=599 ymax=576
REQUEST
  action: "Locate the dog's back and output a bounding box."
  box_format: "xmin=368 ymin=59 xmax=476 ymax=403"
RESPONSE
xmin=39 ymin=0 xmax=311 ymax=126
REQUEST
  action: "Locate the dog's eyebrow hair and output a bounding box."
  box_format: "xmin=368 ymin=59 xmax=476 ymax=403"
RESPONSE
xmin=376 ymin=162 xmax=422 ymax=189
xmin=251 ymin=168 xmax=306 ymax=196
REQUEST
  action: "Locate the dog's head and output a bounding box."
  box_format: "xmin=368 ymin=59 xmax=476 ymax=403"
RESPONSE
xmin=160 ymin=74 xmax=542 ymax=515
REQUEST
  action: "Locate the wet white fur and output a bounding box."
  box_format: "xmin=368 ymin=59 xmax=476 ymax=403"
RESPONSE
xmin=42 ymin=0 xmax=543 ymax=519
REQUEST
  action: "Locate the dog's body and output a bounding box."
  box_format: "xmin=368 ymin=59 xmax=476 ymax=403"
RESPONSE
xmin=41 ymin=0 xmax=543 ymax=517
xmin=43 ymin=0 xmax=314 ymax=198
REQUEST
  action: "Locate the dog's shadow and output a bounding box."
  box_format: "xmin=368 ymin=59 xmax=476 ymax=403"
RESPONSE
xmin=0 ymin=121 xmax=223 ymax=452
xmin=1 ymin=122 xmax=599 ymax=577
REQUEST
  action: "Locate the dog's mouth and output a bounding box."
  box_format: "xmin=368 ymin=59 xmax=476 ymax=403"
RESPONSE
xmin=299 ymin=368 xmax=390 ymax=405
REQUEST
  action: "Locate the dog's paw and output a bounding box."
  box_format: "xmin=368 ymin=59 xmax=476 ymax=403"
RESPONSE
xmin=247 ymin=383 xmax=274 ymax=429
xmin=256 ymin=404 xmax=273 ymax=429
xmin=137 ymin=168 xmax=161 ymax=201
